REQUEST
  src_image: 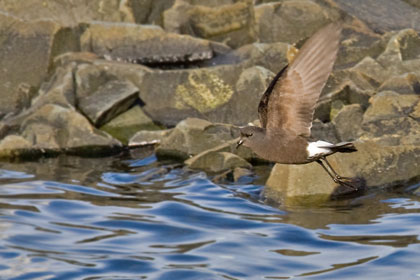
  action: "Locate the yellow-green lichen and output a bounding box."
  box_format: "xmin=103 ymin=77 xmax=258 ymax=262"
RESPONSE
xmin=175 ymin=71 xmax=234 ymax=113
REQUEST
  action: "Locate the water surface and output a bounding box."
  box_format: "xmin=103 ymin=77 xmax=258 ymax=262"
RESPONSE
xmin=0 ymin=148 xmax=420 ymax=279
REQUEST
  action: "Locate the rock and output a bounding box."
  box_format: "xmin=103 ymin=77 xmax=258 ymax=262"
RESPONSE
xmin=377 ymin=29 xmax=420 ymax=71
xmin=156 ymin=118 xmax=240 ymax=160
xmin=121 ymin=0 xmax=176 ymax=26
xmin=32 ymin=63 xmax=78 ymax=109
xmin=403 ymin=0 xmax=420 ymax=9
xmin=0 ymin=104 xmax=121 ymax=159
xmin=332 ymin=104 xmax=364 ymax=141
xmin=336 ymin=25 xmax=388 ymax=68
xmin=185 ymin=151 xmax=252 ymax=173
xmin=0 ymin=135 xmax=34 ymax=159
xmin=129 ymin=129 xmax=172 ymax=147
xmin=310 ymin=120 xmax=338 ymax=143
xmin=74 ymin=59 xmax=148 ymax=99
xmin=335 ymin=0 xmax=420 ymax=33
xmin=80 ymin=22 xmax=214 ymax=65
xmin=233 ymin=42 xmax=295 ymax=73
xmin=379 ymin=72 xmax=420 ymax=94
xmin=78 ymin=80 xmax=139 ymax=127
xmin=265 ymin=139 xmax=420 ymax=204
xmin=350 ymin=56 xmax=390 ymax=87
xmin=138 ymin=64 xmax=242 ymax=126
xmin=0 ymin=0 xmax=126 ymax=25
xmin=100 ymin=105 xmax=161 ymax=144
xmin=230 ymin=66 xmax=275 ymax=124
xmin=0 ymin=13 xmax=79 ymax=117
xmin=255 ymin=0 xmax=329 ymax=44
xmin=363 ymin=91 xmax=419 ymax=122
xmin=327 ymin=80 xmax=374 ymax=111
xmin=163 ymin=0 xmax=257 ymax=49
xmin=361 ymin=91 xmax=420 ymax=143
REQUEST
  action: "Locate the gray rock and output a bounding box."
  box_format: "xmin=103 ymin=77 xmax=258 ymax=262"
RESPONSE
xmin=0 ymin=135 xmax=34 ymax=159
xmin=0 ymin=0 xmax=125 ymax=25
xmin=80 ymin=22 xmax=214 ymax=65
xmin=335 ymin=0 xmax=420 ymax=33
xmin=156 ymin=118 xmax=240 ymax=160
xmin=121 ymin=0 xmax=177 ymax=26
xmin=78 ymin=80 xmax=139 ymax=127
xmin=266 ymin=139 xmax=420 ymax=204
xmin=129 ymin=129 xmax=172 ymax=147
xmin=378 ymin=72 xmax=420 ymax=94
xmin=360 ymin=91 xmax=420 ymax=143
xmin=138 ymin=64 xmax=244 ymax=126
xmin=310 ymin=120 xmax=338 ymax=143
xmin=332 ymin=104 xmax=364 ymax=141
xmin=100 ymin=105 xmax=161 ymax=144
xmin=0 ymin=104 xmax=121 ymax=159
xmin=255 ymin=0 xmax=329 ymax=44
xmin=163 ymin=0 xmax=256 ymax=48
xmin=0 ymin=13 xmax=79 ymax=117
xmin=363 ymin=91 xmax=419 ymax=122
xmin=377 ymin=29 xmax=420 ymax=71
xmin=336 ymin=25 xmax=388 ymax=68
xmin=33 ymin=63 xmax=78 ymax=109
xmin=230 ymin=66 xmax=275 ymax=125
xmin=185 ymin=151 xmax=252 ymax=173
xmin=233 ymin=42 xmax=294 ymax=73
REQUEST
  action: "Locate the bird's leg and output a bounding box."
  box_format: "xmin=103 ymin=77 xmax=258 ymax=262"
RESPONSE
xmin=316 ymin=159 xmax=338 ymax=181
xmin=321 ymin=157 xmax=352 ymax=180
xmin=316 ymin=158 xmax=357 ymax=190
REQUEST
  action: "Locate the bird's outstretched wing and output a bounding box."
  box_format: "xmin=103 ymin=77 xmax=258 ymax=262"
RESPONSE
xmin=258 ymin=23 xmax=341 ymax=137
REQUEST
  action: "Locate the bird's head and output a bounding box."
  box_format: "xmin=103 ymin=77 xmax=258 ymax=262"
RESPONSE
xmin=236 ymin=126 xmax=265 ymax=149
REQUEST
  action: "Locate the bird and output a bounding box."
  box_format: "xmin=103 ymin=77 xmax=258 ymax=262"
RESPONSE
xmin=236 ymin=23 xmax=358 ymax=190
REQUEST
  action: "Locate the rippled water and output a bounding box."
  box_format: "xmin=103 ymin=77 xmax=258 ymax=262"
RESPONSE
xmin=1 ymin=148 xmax=420 ymax=280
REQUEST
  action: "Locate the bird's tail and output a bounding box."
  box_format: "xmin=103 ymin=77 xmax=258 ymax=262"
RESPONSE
xmin=322 ymin=142 xmax=357 ymax=153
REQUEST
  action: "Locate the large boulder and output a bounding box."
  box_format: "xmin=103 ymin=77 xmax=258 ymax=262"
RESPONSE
xmin=163 ymin=0 xmax=256 ymax=48
xmin=0 ymin=13 xmax=79 ymax=117
xmin=80 ymin=22 xmax=214 ymax=65
xmin=255 ymin=0 xmax=330 ymax=44
xmin=0 ymin=0 xmax=125 ymax=25
xmin=335 ymin=0 xmax=420 ymax=33
xmin=265 ymin=139 xmax=420 ymax=205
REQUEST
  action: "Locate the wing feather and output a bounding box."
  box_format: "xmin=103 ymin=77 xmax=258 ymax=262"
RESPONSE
xmin=263 ymin=23 xmax=342 ymax=137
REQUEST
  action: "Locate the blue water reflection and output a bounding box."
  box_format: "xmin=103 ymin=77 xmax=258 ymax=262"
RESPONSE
xmin=0 ymin=152 xmax=420 ymax=279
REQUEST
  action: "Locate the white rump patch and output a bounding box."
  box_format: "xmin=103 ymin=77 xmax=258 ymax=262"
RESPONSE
xmin=307 ymin=141 xmax=334 ymax=158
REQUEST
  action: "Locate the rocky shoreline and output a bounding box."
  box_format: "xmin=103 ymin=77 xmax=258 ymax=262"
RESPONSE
xmin=1 ymin=0 xmax=419 ymax=202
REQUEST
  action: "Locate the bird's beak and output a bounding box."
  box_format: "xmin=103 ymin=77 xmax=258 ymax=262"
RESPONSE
xmin=236 ymin=138 xmax=244 ymax=149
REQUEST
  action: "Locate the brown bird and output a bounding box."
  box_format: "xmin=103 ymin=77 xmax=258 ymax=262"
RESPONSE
xmin=236 ymin=23 xmax=358 ymax=190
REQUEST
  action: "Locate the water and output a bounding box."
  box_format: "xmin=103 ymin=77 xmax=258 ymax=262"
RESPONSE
xmin=0 ymin=148 xmax=420 ymax=279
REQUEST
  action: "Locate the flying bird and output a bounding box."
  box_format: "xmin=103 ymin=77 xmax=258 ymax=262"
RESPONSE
xmin=236 ymin=23 xmax=358 ymax=190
